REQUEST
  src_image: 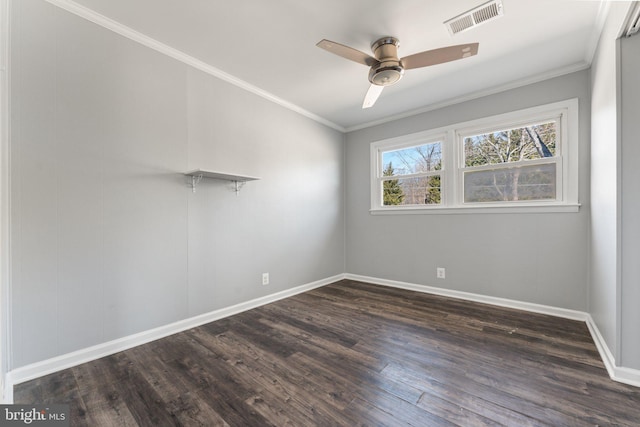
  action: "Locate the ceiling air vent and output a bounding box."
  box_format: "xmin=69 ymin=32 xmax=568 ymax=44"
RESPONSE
xmin=445 ymin=0 xmax=504 ymax=36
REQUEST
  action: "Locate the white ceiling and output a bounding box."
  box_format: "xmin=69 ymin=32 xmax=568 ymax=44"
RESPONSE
xmin=65 ymin=0 xmax=606 ymax=131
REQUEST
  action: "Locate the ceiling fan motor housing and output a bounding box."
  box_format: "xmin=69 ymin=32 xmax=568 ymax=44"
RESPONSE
xmin=369 ymin=37 xmax=404 ymax=86
xmin=316 ymin=35 xmax=480 ymax=108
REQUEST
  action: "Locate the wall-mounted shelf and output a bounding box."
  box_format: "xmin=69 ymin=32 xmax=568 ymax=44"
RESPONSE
xmin=184 ymin=169 xmax=260 ymax=194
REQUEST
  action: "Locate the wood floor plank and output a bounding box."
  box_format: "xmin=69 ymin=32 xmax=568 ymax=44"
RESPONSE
xmin=187 ymin=330 xmax=332 ymax=426
xmin=83 ymin=353 xmax=179 ymax=426
xmin=191 ymin=383 xmax=275 ymax=427
xmin=415 ymin=378 xmax=546 ymax=427
xmin=75 ymin=382 xmax=141 ymax=427
xmin=14 ymin=279 xmax=640 ymax=426
xmin=381 ymin=362 xmax=575 ymax=426
xmin=415 ymin=391 xmax=502 ymax=427
xmin=13 ymin=368 xmax=77 ymax=404
xmin=189 ymin=328 xmax=360 ymax=426
xmin=257 ymin=315 xmax=388 ymax=373
xmin=165 ymin=391 xmax=230 ymax=427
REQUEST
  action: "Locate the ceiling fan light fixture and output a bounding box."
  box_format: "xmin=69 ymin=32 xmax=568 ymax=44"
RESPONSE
xmin=369 ymin=63 xmax=404 ymax=86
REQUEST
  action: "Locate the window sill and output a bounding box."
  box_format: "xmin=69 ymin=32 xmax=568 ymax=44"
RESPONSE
xmin=370 ymin=203 xmax=581 ymax=215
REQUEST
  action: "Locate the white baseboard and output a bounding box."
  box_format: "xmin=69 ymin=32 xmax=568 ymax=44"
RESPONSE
xmin=585 ymin=315 xmax=640 ymax=388
xmin=345 ymin=274 xmax=589 ymax=321
xmin=346 ymin=273 xmax=640 ymax=388
xmin=7 ymin=272 xmax=640 ymax=402
xmin=612 ymin=366 xmax=640 ymax=388
xmin=5 ymin=273 xmax=345 ymax=402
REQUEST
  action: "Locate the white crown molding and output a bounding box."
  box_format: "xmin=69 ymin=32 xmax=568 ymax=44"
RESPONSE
xmin=585 ymin=0 xmax=612 ymax=65
xmin=4 ymin=273 xmax=346 ymax=402
xmin=42 ymin=0 xmax=345 ymax=133
xmin=40 ymin=0 xmax=604 ymax=135
xmin=345 ymin=61 xmax=590 ymax=133
xmin=39 ymin=0 xmax=600 ymax=136
xmin=623 ymin=1 xmax=640 ymax=37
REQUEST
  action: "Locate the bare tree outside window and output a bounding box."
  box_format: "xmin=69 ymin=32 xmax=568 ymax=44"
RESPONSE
xmin=463 ymin=121 xmax=557 ymax=202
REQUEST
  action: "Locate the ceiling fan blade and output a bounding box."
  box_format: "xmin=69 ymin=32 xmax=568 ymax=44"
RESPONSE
xmin=363 ymin=84 xmax=384 ymax=109
xmin=401 ymin=43 xmax=479 ymax=70
xmin=316 ymin=39 xmax=379 ymax=67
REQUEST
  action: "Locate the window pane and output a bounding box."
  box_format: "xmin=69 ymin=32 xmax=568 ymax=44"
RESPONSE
xmin=383 ymin=175 xmax=441 ymax=206
xmin=464 ymin=163 xmax=556 ymax=203
xmin=464 ymin=121 xmax=557 ymax=167
xmin=382 ymin=142 xmax=442 ymax=176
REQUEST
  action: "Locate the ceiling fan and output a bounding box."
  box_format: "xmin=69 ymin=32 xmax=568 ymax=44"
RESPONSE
xmin=316 ymin=37 xmax=479 ymax=108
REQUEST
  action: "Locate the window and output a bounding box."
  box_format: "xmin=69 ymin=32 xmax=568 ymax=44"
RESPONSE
xmin=460 ymin=119 xmax=559 ymax=203
xmin=370 ymin=99 xmax=579 ymax=213
xmin=379 ymin=140 xmax=443 ymax=206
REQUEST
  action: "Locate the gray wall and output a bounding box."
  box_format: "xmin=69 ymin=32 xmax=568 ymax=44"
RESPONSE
xmin=9 ymin=0 xmax=344 ymax=368
xmin=346 ymin=71 xmax=591 ymax=310
xmin=588 ymin=2 xmax=627 ymax=363
xmin=589 ymin=2 xmax=640 ymax=372
xmin=620 ymin=32 xmax=640 ymax=370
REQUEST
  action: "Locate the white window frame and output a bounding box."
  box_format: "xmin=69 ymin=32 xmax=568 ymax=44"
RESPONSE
xmin=370 ymin=99 xmax=580 ymax=214
xmin=371 ymin=132 xmax=447 ymax=208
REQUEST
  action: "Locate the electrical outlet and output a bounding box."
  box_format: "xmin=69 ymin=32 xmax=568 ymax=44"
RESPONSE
xmin=262 ymin=273 xmax=269 ymax=285
xmin=436 ymin=267 xmax=446 ymax=279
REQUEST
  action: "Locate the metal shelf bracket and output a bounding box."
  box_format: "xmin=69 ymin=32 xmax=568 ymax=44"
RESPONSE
xmin=190 ymin=174 xmax=203 ymax=193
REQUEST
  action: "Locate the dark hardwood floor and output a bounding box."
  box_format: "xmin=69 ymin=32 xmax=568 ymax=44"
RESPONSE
xmin=15 ymin=279 xmax=640 ymax=426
